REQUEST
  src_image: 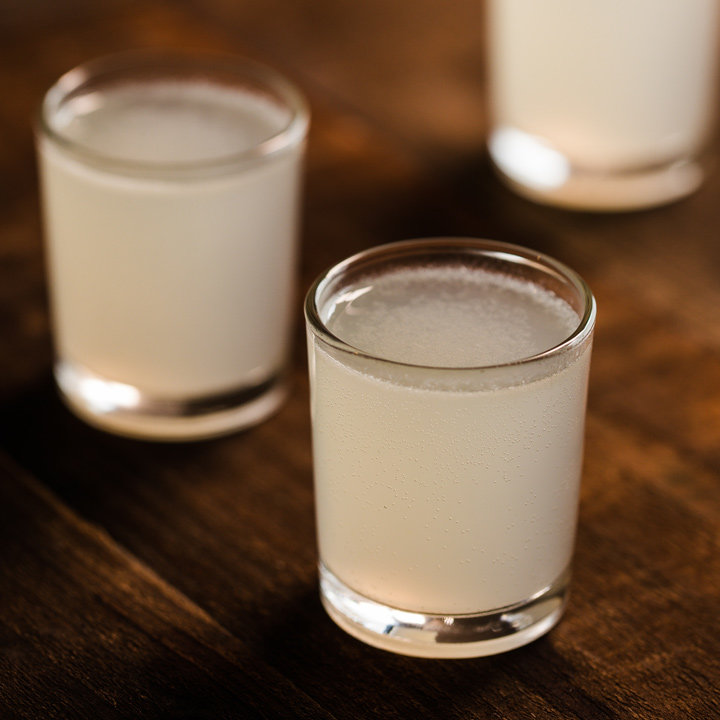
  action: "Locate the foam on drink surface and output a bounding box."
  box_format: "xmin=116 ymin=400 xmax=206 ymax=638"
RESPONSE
xmin=323 ymin=265 xmax=579 ymax=368
xmin=53 ymin=81 xmax=291 ymax=164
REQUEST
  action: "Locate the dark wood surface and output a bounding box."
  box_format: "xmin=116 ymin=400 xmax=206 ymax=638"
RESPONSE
xmin=1 ymin=2 xmax=719 ymax=718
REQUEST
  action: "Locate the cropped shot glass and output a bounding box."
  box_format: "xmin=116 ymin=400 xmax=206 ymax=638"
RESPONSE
xmin=487 ymin=0 xmax=720 ymax=211
xmin=37 ymin=50 xmax=309 ymax=440
xmin=305 ymin=239 xmax=596 ymax=658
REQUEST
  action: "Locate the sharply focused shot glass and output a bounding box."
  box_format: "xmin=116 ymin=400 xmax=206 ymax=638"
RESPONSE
xmin=305 ymin=239 xmax=596 ymax=658
xmin=37 ymin=51 xmax=309 ymax=440
xmin=487 ymin=0 xmax=720 ymax=211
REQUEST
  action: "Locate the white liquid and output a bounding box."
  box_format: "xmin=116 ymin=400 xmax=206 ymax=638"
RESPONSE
xmin=310 ymin=266 xmax=592 ymax=614
xmin=488 ymin=0 xmax=719 ymax=206
xmin=40 ymin=81 xmax=304 ymax=398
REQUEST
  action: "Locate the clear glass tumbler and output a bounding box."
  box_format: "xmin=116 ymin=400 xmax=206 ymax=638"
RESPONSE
xmin=37 ymin=51 xmax=309 ymax=440
xmin=487 ymin=0 xmax=719 ymax=211
xmin=305 ymin=239 xmax=596 ymax=657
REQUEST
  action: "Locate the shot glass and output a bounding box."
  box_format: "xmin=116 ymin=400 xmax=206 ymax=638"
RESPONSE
xmin=37 ymin=51 xmax=309 ymax=440
xmin=305 ymin=239 xmax=596 ymax=658
xmin=487 ymin=0 xmax=719 ymax=211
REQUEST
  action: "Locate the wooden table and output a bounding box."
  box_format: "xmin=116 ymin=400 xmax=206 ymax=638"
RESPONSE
xmin=1 ymin=2 xmax=719 ymax=717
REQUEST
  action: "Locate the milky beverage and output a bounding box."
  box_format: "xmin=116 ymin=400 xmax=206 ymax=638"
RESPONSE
xmin=310 ymin=264 xmax=592 ymax=614
xmin=488 ymin=0 xmax=719 ymax=207
xmin=40 ymin=81 xmax=302 ymax=400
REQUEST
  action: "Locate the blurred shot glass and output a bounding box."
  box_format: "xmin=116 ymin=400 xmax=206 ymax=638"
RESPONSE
xmin=37 ymin=51 xmax=309 ymax=440
xmin=487 ymin=0 xmax=720 ymax=210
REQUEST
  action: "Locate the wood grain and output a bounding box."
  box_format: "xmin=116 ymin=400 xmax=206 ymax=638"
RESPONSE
xmin=0 ymin=452 xmax=333 ymax=719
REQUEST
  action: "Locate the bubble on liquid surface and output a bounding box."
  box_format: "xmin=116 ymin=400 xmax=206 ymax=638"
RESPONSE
xmin=324 ymin=265 xmax=579 ymax=367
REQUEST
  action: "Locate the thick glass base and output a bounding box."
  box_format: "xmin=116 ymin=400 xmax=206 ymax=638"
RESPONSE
xmin=55 ymin=360 xmax=288 ymax=441
xmin=488 ymin=127 xmax=705 ymax=212
xmin=319 ymin=562 xmax=569 ymax=658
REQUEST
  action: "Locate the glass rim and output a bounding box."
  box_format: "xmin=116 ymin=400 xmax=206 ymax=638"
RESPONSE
xmin=304 ymin=238 xmax=597 ymax=372
xmin=37 ymin=49 xmax=310 ymax=177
